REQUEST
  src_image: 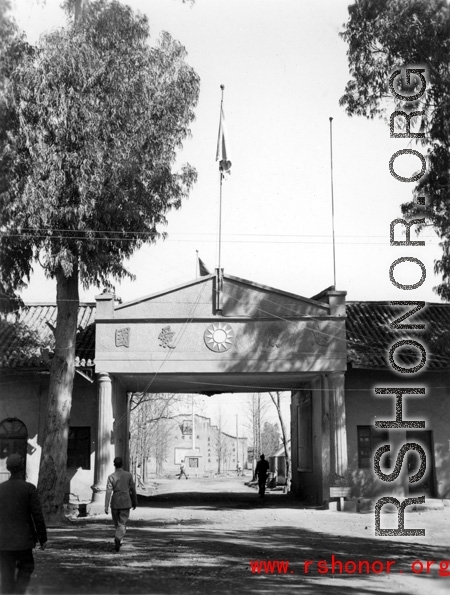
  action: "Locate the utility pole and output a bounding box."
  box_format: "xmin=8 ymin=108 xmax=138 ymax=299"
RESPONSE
xmin=192 ymin=395 xmax=195 ymax=451
xmin=235 ymin=414 xmax=239 ymax=472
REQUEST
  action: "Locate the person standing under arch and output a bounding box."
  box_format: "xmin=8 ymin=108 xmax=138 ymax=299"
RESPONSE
xmin=254 ymin=454 xmax=270 ymax=497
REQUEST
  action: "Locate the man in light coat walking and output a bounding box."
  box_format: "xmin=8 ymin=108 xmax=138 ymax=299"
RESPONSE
xmin=104 ymin=457 xmax=137 ymax=552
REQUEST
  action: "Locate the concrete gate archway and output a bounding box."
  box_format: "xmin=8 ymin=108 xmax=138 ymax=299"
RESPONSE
xmin=91 ymin=271 xmax=347 ymax=507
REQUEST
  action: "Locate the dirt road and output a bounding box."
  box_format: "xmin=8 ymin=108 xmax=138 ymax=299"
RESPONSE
xmin=28 ymin=475 xmax=450 ymax=595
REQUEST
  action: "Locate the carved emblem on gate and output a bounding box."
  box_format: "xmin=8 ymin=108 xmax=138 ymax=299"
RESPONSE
xmin=158 ymin=326 xmax=176 ymax=349
xmin=115 ymin=327 xmax=130 ymax=348
xmin=204 ymin=322 xmax=234 ymax=353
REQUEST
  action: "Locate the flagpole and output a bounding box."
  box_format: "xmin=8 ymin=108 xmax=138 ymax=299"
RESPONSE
xmin=329 ymin=117 xmax=337 ymax=289
xmin=218 ymin=84 xmax=225 ymax=276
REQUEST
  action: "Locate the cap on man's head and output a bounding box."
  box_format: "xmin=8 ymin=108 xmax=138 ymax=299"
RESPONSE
xmin=260 ymin=454 xmax=265 ymax=460
xmin=113 ymin=457 xmax=123 ymax=467
xmin=6 ymin=453 xmax=24 ymax=471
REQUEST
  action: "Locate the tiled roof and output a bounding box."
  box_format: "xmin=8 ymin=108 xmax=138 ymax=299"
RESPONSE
xmin=0 ymin=304 xmax=95 ymax=370
xmin=346 ymin=302 xmax=450 ymax=370
xmin=1 ymin=301 xmax=449 ymax=372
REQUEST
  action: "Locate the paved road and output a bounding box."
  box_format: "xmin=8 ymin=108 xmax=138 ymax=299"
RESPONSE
xmin=29 ymin=476 xmax=450 ymax=595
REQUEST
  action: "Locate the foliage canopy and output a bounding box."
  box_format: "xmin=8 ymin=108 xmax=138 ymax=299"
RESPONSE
xmin=0 ymin=0 xmax=200 ymax=301
xmin=340 ymin=0 xmax=450 ymax=299
xmin=0 ymin=0 xmax=199 ymax=520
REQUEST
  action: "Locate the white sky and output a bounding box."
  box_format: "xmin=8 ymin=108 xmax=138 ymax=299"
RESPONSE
xmin=9 ymin=0 xmax=444 ymax=432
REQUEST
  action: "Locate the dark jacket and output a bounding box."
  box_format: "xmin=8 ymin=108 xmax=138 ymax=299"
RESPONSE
xmin=255 ymin=459 xmax=270 ymax=478
xmin=0 ymin=477 xmax=47 ymax=551
xmin=105 ymin=468 xmax=137 ymax=510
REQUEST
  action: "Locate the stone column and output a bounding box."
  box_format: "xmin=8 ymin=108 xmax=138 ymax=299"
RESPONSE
xmin=91 ymin=372 xmax=114 ymax=504
xmin=113 ymin=384 xmax=130 ymax=468
xmin=328 ymin=372 xmax=348 ymax=482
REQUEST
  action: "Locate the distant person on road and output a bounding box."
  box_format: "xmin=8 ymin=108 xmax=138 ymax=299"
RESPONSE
xmin=236 ymin=462 xmax=242 ymax=476
xmin=105 ymin=457 xmax=137 ymax=552
xmin=178 ymin=460 xmax=188 ymax=480
xmin=0 ymin=453 xmax=47 ymax=595
xmin=253 ymin=454 xmax=270 ymax=497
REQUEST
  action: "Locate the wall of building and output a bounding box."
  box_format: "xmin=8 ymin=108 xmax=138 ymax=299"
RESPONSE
xmin=291 ymin=377 xmax=329 ymax=505
xmin=0 ymin=372 xmax=46 ymax=485
xmin=142 ymin=414 xmax=248 ymax=478
xmin=0 ymin=371 xmax=96 ymax=503
xmin=345 ymin=368 xmax=450 ymax=499
xmin=65 ymin=376 xmax=97 ymax=502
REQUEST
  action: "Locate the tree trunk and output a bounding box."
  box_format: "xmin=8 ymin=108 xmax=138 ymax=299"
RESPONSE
xmin=74 ymin=0 xmax=86 ymax=23
xmin=37 ymin=265 xmax=79 ymax=523
xmin=270 ymin=392 xmax=291 ymax=493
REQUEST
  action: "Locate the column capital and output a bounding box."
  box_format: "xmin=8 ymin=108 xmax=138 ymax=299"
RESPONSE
xmin=97 ymin=372 xmax=112 ymax=384
xmin=327 ymin=371 xmax=345 ymax=385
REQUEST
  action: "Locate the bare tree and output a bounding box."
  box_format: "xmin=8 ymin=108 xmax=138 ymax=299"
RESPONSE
xmin=244 ymin=393 xmax=271 ymax=472
xmin=212 ymin=404 xmax=230 ymax=474
xmin=269 ymin=391 xmax=291 ymax=493
xmin=129 ymin=393 xmax=191 ymax=480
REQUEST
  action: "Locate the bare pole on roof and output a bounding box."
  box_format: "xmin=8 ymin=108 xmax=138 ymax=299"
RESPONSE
xmin=329 ymin=117 xmax=337 ymax=289
xmin=218 ymin=85 xmax=225 ymax=275
xmin=215 ymin=84 xmax=226 ymax=313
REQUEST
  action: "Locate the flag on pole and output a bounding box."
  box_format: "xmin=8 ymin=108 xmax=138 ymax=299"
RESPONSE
xmin=198 ymin=257 xmax=210 ymax=276
xmin=216 ymin=104 xmax=232 ymax=173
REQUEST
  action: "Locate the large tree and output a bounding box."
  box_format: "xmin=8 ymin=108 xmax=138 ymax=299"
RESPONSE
xmin=0 ymin=0 xmax=199 ymax=521
xmin=340 ymin=0 xmax=450 ymax=299
xmin=260 ymin=421 xmax=280 ymax=458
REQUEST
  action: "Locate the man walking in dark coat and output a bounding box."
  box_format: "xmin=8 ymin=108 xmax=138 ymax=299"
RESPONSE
xmin=254 ymin=454 xmax=270 ymax=497
xmin=0 ymin=454 xmax=47 ymax=594
xmin=105 ymin=457 xmax=137 ymax=552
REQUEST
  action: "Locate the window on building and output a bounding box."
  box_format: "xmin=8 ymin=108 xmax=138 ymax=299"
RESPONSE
xmin=357 ymin=426 xmax=389 ymax=469
xmin=188 ymin=457 xmax=198 ymax=468
xmin=67 ymin=427 xmax=91 ymax=469
xmin=182 ymin=421 xmax=192 ymax=435
xmin=0 ymin=418 xmax=28 ymax=479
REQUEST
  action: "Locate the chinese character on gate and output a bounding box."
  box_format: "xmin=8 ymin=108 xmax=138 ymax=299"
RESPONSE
xmin=115 ymin=327 xmax=130 ymax=348
xmin=158 ymin=326 xmax=176 ymax=349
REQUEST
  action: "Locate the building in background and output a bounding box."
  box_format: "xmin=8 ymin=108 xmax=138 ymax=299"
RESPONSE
xmin=138 ymin=413 xmax=248 ymax=478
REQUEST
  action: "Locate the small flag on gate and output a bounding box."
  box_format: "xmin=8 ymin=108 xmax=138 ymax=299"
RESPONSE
xmin=198 ymin=257 xmax=210 ymax=276
xmin=216 ymin=104 xmax=232 ymax=173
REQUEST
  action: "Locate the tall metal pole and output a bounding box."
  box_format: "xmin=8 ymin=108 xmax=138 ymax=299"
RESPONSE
xmin=329 ymin=117 xmax=337 ymax=289
xmin=235 ymin=414 xmax=239 ymax=471
xmin=192 ymin=395 xmax=195 ymax=451
xmin=218 ymin=85 xmax=225 ymax=275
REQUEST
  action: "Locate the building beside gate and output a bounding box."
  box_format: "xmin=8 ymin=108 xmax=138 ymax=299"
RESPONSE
xmin=0 ymin=271 xmax=449 ymax=508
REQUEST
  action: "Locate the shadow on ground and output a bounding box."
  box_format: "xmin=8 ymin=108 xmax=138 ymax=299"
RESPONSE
xmin=32 ymin=505 xmax=450 ymax=595
xmin=138 ymin=489 xmax=318 ymax=511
